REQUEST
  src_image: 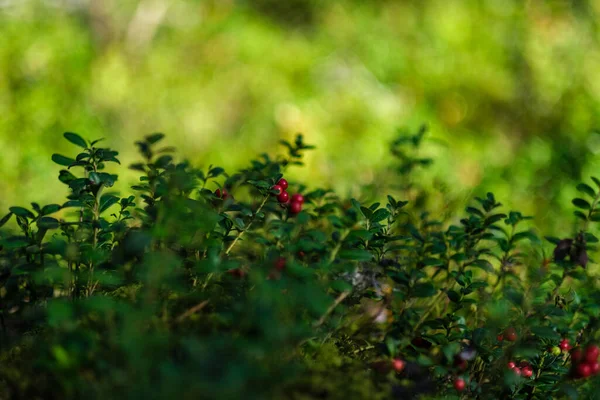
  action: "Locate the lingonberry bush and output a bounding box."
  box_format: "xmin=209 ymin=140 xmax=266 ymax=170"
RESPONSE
xmin=0 ymin=129 xmax=599 ymax=399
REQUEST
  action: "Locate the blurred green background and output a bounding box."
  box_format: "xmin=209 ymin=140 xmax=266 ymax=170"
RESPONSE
xmin=2 ymin=0 xmax=600 ymax=234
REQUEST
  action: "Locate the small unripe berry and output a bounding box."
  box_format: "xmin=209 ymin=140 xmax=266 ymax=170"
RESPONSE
xmin=392 ymin=359 xmax=405 ymax=372
xmin=577 ymin=363 xmax=592 ymax=378
xmin=289 ymin=201 xmax=302 ymax=214
xmin=453 ymin=378 xmax=466 ymax=392
xmin=277 ymin=178 xmax=288 ymax=190
xmin=521 ymin=366 xmax=533 ymax=378
xmin=271 ymin=185 xmax=283 ymax=195
xmin=504 ymin=327 xmax=518 ymax=342
xmin=277 ymin=191 xmax=290 ymax=203
xmin=291 ymin=193 xmax=305 ymax=204
xmin=550 ymin=346 xmax=562 ymax=356
xmin=559 ymin=338 xmax=571 ymax=352
xmin=585 ymin=345 xmax=600 ymax=363
xmin=274 ymin=257 xmax=286 ymax=271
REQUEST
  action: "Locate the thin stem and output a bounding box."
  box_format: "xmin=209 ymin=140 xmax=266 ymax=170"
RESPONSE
xmin=175 ymin=300 xmax=209 ymax=323
xmin=225 ymin=195 xmax=269 ymax=256
xmin=87 ymin=185 xmax=103 ymax=296
xmin=314 ymin=290 xmax=351 ymax=327
xmin=328 ymin=229 xmax=350 ymax=265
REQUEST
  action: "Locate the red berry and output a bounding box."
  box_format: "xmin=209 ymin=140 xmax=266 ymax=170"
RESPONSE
xmin=277 ymin=178 xmax=288 ymax=190
xmin=571 ymin=348 xmax=584 ymax=363
xmin=497 ymin=334 xmax=504 ymax=342
xmin=504 ymin=327 xmax=518 ymax=342
xmin=521 ymin=366 xmax=533 ymax=378
xmin=453 ymin=355 xmax=467 ymax=370
xmin=289 ymin=201 xmax=302 ymax=214
xmin=291 ymin=193 xmax=305 ymax=204
xmin=411 ymin=337 xmax=432 ymax=349
xmin=277 ymin=191 xmax=290 ymax=203
xmin=519 ymin=361 xmax=529 ymax=368
xmin=226 ymin=268 xmax=246 ymax=278
xmin=591 ymin=362 xmax=600 ymax=375
xmin=585 ymin=345 xmax=600 ymax=363
xmin=271 ymin=185 xmax=283 ymax=195
xmin=560 ymin=338 xmax=571 ymax=352
xmin=507 ymin=361 xmax=516 ymax=369
xmin=453 ymin=378 xmax=466 ymax=392
xmin=215 ymin=188 xmax=228 ymax=199
xmin=274 ymin=257 xmax=286 ymax=271
xmin=512 ymin=367 xmax=522 ymax=376
xmin=392 ymin=358 xmax=405 ymax=372
xmin=577 ymin=363 xmax=592 ymax=378
xmin=456 ymin=360 xmax=467 ymax=370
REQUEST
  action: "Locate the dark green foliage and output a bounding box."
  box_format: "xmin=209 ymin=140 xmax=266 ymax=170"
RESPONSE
xmin=0 ymin=130 xmax=599 ymax=400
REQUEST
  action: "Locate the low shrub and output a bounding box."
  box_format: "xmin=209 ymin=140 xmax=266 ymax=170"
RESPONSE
xmin=0 ymin=128 xmax=599 ymax=399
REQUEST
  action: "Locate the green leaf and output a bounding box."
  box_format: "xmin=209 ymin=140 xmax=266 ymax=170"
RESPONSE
xmin=413 ymin=282 xmax=436 ymax=298
xmin=37 ymin=217 xmax=59 ymax=230
xmin=234 ymin=218 xmax=245 ymax=229
xmin=574 ymin=210 xmax=588 ymax=221
xmin=89 ymin=172 xmax=102 ymax=185
xmin=330 ymin=280 xmax=353 ymax=293
xmin=447 ymin=290 xmax=461 ymax=302
xmin=339 ymin=249 xmax=372 ymax=261
xmin=422 ymin=257 xmax=443 ymax=267
xmin=572 ymin=198 xmax=591 ymax=210
xmin=371 ymin=209 xmax=390 ymax=223
xmin=530 ymin=326 xmax=560 ymax=340
xmin=100 ymin=195 xmax=120 ymax=213
xmin=0 ymin=212 xmax=13 ymax=228
xmin=146 ymin=133 xmax=165 ymax=144
xmin=468 ymin=259 xmax=494 ymax=272
xmin=154 ymin=155 xmax=173 ymax=169
xmin=9 ymin=207 xmax=35 ymax=219
xmin=63 ymin=132 xmax=87 ymax=148
xmin=51 ymin=154 xmax=76 ymax=167
xmin=577 ymin=183 xmax=596 ymax=198
xmin=130 ymin=163 xmax=146 ymax=172
xmin=485 ymin=213 xmax=507 ymax=226
xmin=90 ymin=138 xmax=105 ymax=146
xmin=62 ymin=200 xmax=83 ymax=208
xmin=466 ymin=207 xmax=484 ymax=217
xmin=350 ymin=198 xmax=362 ymax=213
xmin=360 ymin=206 xmax=373 ymax=219
xmin=544 ymin=236 xmax=561 ymax=245
xmin=41 ymin=204 xmax=62 ymax=216
xmin=590 ymin=211 xmax=600 ymax=222
xmin=512 ymin=231 xmax=537 ymax=243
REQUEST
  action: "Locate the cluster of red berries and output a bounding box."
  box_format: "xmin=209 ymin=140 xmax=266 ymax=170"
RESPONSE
xmin=559 ymin=338 xmax=572 ymax=352
xmin=272 ymin=178 xmax=304 ymax=214
xmin=570 ymin=343 xmax=600 ymax=379
xmin=389 ymin=357 xmax=467 ymax=392
xmin=507 ymin=361 xmax=534 ymax=378
xmin=215 ymin=187 xmax=229 ymax=200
